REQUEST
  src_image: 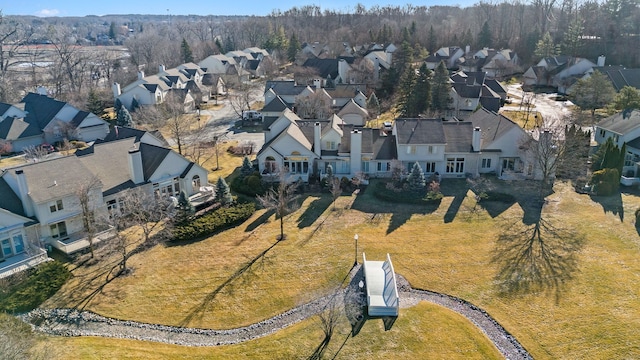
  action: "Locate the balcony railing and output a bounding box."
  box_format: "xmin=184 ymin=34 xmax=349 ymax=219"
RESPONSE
xmin=46 ymin=226 xmax=116 ymax=255
xmin=0 ymin=248 xmax=49 ymax=279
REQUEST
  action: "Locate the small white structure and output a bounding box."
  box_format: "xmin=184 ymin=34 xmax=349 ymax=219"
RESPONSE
xmin=362 ymin=253 xmax=399 ymax=316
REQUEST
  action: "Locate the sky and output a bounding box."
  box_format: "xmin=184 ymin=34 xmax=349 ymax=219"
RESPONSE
xmin=0 ymin=0 xmax=474 ymax=17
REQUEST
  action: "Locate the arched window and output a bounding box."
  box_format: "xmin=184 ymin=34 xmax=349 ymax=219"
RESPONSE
xmin=192 ymin=175 xmax=201 ymax=190
xmin=265 ymin=156 xmax=277 ymax=173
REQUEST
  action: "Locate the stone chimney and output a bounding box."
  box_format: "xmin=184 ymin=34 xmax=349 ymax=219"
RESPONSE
xmin=350 ymin=129 xmax=362 ymax=175
xmin=597 ymin=55 xmax=606 ymax=67
xmin=314 ymin=122 xmax=322 ymax=157
xmin=472 ymin=127 xmax=482 ymax=152
xmin=112 ymin=82 xmax=121 ymax=98
xmin=128 ymin=146 xmax=144 ymax=184
xmin=137 ymin=70 xmax=145 ymax=80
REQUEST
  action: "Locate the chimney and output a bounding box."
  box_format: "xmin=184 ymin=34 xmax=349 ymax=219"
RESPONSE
xmin=465 ymin=45 xmax=470 ymax=55
xmin=128 ymin=146 xmax=144 ymax=184
xmin=314 ymin=122 xmax=322 ymax=157
xmin=472 ymin=127 xmax=482 ymax=152
xmin=137 ymin=70 xmax=145 ymax=80
xmin=112 ymin=82 xmax=121 ymax=97
xmin=350 ymin=129 xmax=362 ymax=175
xmin=313 ymin=78 xmax=322 ymax=89
xmin=159 ymin=64 xmax=166 ymax=73
xmin=14 ymin=169 xmax=34 ymax=217
xmin=597 ymin=55 xmax=606 ymax=67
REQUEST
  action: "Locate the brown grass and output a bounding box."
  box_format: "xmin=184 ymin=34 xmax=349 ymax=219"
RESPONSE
xmin=40 ymin=179 xmax=640 ymax=359
xmin=500 ymin=109 xmax=543 ymax=130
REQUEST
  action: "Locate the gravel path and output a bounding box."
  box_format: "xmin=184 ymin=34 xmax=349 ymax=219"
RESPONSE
xmin=20 ymin=268 xmax=531 ymax=359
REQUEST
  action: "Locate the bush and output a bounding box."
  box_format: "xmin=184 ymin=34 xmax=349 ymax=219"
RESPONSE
xmin=172 ymin=203 xmax=256 ymax=242
xmin=635 ymin=208 xmax=640 ymax=227
xmin=480 ymin=191 xmax=516 ymax=203
xmin=374 ymin=180 xmax=441 ymax=204
xmin=591 ymin=168 xmax=619 ymax=196
xmin=0 ymin=261 xmax=71 ymax=313
xmin=231 ymin=174 xmax=265 ymax=196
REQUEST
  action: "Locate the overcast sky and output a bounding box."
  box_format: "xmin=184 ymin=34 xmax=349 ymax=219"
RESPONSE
xmin=1 ymin=0 xmax=474 ymax=17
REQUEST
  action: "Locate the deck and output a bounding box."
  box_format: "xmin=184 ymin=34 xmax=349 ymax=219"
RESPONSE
xmin=362 ymin=253 xmax=399 ymax=317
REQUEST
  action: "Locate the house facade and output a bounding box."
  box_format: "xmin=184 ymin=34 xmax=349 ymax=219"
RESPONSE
xmin=594 ymin=109 xmax=640 ymax=181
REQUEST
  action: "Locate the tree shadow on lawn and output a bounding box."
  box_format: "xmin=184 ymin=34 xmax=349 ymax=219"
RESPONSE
xmin=297 ymin=195 xmax=332 ymax=229
xmin=590 ymin=190 xmax=624 ymax=222
xmin=179 ymin=240 xmax=280 ymax=327
xmin=245 ymin=209 xmax=275 ymax=232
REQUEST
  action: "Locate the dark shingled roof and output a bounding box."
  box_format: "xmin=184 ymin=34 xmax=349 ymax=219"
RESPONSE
xmin=98 ymin=126 xmax=169 ymax=146
xmin=70 ymin=111 xmax=89 ymax=126
xmin=302 ymin=58 xmax=340 ymax=79
xmin=485 ymin=79 xmax=507 ymax=95
xmin=338 ymin=127 xmax=397 ymax=160
xmin=0 ymin=177 xmax=27 ymax=217
xmin=395 ymin=118 xmax=446 ymax=145
xmin=453 ymin=83 xmax=482 ymax=99
xmin=466 ymin=108 xmax=520 ymax=146
xmin=442 ymin=122 xmax=473 ymax=152
xmin=600 ymin=68 xmax=640 ymax=91
xmin=21 ymin=92 xmax=66 ymax=130
xmin=0 ymin=103 xmax=12 ymax=115
xmin=76 ymin=138 xmax=137 ymax=196
xmin=262 ymin=96 xmax=291 ymax=112
xmin=140 ymin=142 xmax=172 ymax=181
xmin=0 ymin=117 xmax=35 ymax=140
xmin=595 ymin=109 xmax=640 ymax=135
xmin=264 ymin=81 xmax=309 ymax=96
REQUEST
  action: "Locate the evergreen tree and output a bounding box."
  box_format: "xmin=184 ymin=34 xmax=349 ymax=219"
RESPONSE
xmin=223 ymin=35 xmax=235 ymax=53
xmin=175 ymin=190 xmax=195 ymax=224
xmin=325 ymin=164 xmax=334 ymax=187
xmin=115 ymin=98 xmax=123 ymax=110
xmin=562 ymin=19 xmax=584 ymax=57
xmin=241 ymin=156 xmax=254 ymax=178
xmin=477 ymin=21 xmax=492 ymax=48
xmin=571 ymin=71 xmax=616 ymax=117
xmin=534 ymin=32 xmax=558 ymax=59
xmin=414 ymin=63 xmax=432 ymax=114
xmin=398 ymin=66 xmax=418 ymax=117
xmin=287 ymin=33 xmax=301 ymax=62
xmin=614 ymin=86 xmax=640 ymax=110
xmin=427 ymin=25 xmax=437 ymax=53
xmin=379 ymin=66 xmax=399 ymax=98
xmin=215 ymin=38 xmax=224 ymax=53
xmin=116 ymin=105 xmax=133 ymax=127
xmin=367 ymin=92 xmax=381 ymax=118
xmin=109 ymin=22 xmax=117 ymax=40
xmin=431 ymin=61 xmax=452 ymax=111
xmin=181 ymin=38 xmax=194 ymax=63
xmin=460 ymin=28 xmax=473 ymax=49
xmin=87 ymin=89 xmax=102 ymax=115
xmin=131 ymin=97 xmax=140 ymax=111
xmin=397 ymin=40 xmax=414 ymax=73
xmin=216 ymin=177 xmax=233 ymax=206
xmin=407 ymin=162 xmax=426 ymax=193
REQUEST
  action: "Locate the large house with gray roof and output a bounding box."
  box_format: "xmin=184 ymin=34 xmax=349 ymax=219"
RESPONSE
xmin=256 ymin=107 xmax=541 ymax=183
xmin=0 ymin=93 xmax=110 ymax=153
xmin=0 ymin=127 xmax=210 ymax=276
xmin=594 ymin=109 xmax=640 ymax=183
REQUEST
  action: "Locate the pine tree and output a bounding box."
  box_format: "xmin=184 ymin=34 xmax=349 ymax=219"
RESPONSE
xmin=215 ymin=38 xmax=224 ymax=53
xmin=407 ymin=162 xmax=426 ymax=193
xmin=614 ymin=86 xmax=640 ymax=110
xmin=131 ymin=97 xmax=140 ymax=111
xmin=109 ymin=22 xmax=117 ymax=40
xmin=414 ymin=63 xmax=432 ymax=114
xmin=427 ymin=25 xmax=437 ymax=53
xmin=116 ymin=105 xmax=133 ymax=127
xmin=241 ymin=156 xmax=254 ymax=178
xmin=175 ymin=190 xmax=195 ymax=224
xmin=534 ymin=32 xmax=558 ymax=59
xmin=431 ymin=61 xmax=452 ymax=111
xmin=398 ymin=66 xmax=417 ymax=117
xmin=181 ymin=38 xmax=194 ymax=63
xmin=87 ymin=89 xmax=102 ymax=115
xmin=367 ymin=92 xmax=381 ymax=118
xmin=287 ymin=33 xmax=301 ymax=62
xmin=477 ymin=21 xmax=492 ymax=48
xmin=216 ymin=177 xmax=233 ymax=206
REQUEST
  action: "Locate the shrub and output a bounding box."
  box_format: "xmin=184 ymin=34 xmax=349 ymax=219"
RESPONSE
xmin=591 ymin=168 xmax=620 ymax=196
xmin=635 ymin=208 xmax=640 ymax=227
xmin=480 ymin=191 xmax=516 ymax=203
xmin=374 ymin=180 xmax=441 ymax=204
xmin=172 ymin=203 xmax=256 ymax=242
xmin=231 ymin=174 xmax=265 ymax=196
xmin=0 ymin=261 xmax=71 ymax=313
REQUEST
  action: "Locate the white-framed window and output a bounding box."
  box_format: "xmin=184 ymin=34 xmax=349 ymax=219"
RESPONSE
xmin=428 ymin=146 xmax=434 ymax=154
xmin=264 ymin=156 xmax=277 ymax=173
xmin=446 ymin=158 xmax=465 ymax=173
xmin=482 ymin=158 xmax=492 ymax=168
xmin=362 ymin=161 xmax=370 ymax=173
xmin=50 ymin=221 xmax=68 ymax=239
xmin=407 ymin=146 xmax=417 ymax=154
xmin=1 ymin=238 xmax=12 ymax=257
xmin=49 ymin=199 xmax=64 ymax=213
xmin=425 ymin=162 xmax=436 ymax=173
xmin=325 ymin=141 xmax=336 ymax=150
xmin=377 ymin=162 xmax=391 ymax=172
xmin=192 ymin=175 xmax=201 ymax=190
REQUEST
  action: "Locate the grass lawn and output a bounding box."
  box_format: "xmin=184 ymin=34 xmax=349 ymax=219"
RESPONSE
xmin=40 ymin=178 xmax=640 ymax=359
xmin=0 ymin=155 xmax=27 ymax=169
xmin=500 ymin=109 xmax=543 ymax=130
xmin=39 ymin=302 xmax=501 ymax=360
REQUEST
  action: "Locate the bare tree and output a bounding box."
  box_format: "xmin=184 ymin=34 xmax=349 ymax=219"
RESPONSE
xmin=257 ymin=170 xmax=299 ymax=240
xmin=22 ymin=145 xmax=49 ymax=162
xmin=228 ymin=82 xmax=260 ymax=120
xmin=294 ymin=91 xmax=333 ymax=119
xmin=520 ymin=127 xmax=561 ymax=188
xmin=75 ymin=176 xmax=103 ymax=259
xmin=160 ymin=93 xmax=192 ymax=155
xmin=330 ymin=177 xmax=342 ymax=210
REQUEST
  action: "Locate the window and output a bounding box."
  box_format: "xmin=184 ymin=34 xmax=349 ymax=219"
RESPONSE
xmin=49 ymin=199 xmax=63 ymax=213
xmin=264 ymin=156 xmax=277 ymax=173
xmin=425 ymin=162 xmax=436 ymax=173
xmin=325 ymin=141 xmax=336 ymax=150
xmin=192 ymin=175 xmax=201 ymax=190
xmin=377 ymin=162 xmax=391 ymax=172
xmin=362 ymin=161 xmax=370 ymax=173
xmin=407 ymin=146 xmax=416 ymax=154
xmin=50 ymin=222 xmax=68 ymax=239
xmin=107 ymin=199 xmax=117 ymax=213
xmin=502 ymin=158 xmax=516 ymax=171
xmin=482 ymin=158 xmax=492 ymax=168
xmin=13 ymin=235 xmax=24 ymax=254
xmin=1 ymin=239 xmax=11 ymax=257
xmin=428 ymin=146 xmax=434 ymax=154
xmin=599 ymin=129 xmax=605 ymax=137
xmin=446 ymin=158 xmax=465 ymax=173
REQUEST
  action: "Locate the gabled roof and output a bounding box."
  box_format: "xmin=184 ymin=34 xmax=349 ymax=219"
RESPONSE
xmin=598 ymin=68 xmax=640 ymax=91
xmin=21 ymin=92 xmax=67 ymax=130
xmin=0 ymin=116 xmax=36 ymax=140
xmin=264 ymin=80 xmax=310 ymax=96
xmin=70 ymin=111 xmax=90 ymax=127
xmin=76 ymin=138 xmax=137 ymax=196
xmin=302 ymin=58 xmax=340 ymax=79
xmin=442 ymin=122 xmax=473 ymax=152
xmin=395 ymin=118 xmax=446 ymax=145
xmin=0 ymin=102 xmax=12 ymax=116
xmin=98 ymin=126 xmax=168 ymax=146
xmin=595 ymin=109 xmax=640 ymax=135
xmin=338 ymin=127 xmax=397 ymax=160
xmin=466 ymin=108 xmax=521 ymax=145
xmin=452 ymin=83 xmax=482 ymax=99
xmin=0 ymin=177 xmax=27 ymax=217
xmin=262 ymin=96 xmax=291 ymax=112
xmin=485 ymin=79 xmax=507 ymax=95
xmin=139 ymin=142 xmax=172 ymax=181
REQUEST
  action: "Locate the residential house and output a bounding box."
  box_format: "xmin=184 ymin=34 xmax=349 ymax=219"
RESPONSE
xmin=257 ymin=108 xmax=541 ymax=183
xmin=523 ymin=56 xmax=597 ymax=93
xmin=0 ymin=93 xmax=110 ymax=152
xmin=458 ymin=48 xmax=519 ymax=79
xmin=301 ymin=57 xmax=355 ymax=86
xmin=586 ymin=65 xmax=640 ymax=92
xmin=425 ymin=46 xmax=465 ymax=70
xmin=594 ymin=109 xmax=640 ymax=182
xmin=0 ymin=126 xmax=211 ymax=270
xmin=450 ymin=71 xmax=503 ymax=113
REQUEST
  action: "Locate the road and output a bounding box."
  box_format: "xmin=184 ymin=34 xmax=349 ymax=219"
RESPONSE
xmin=505 ymin=84 xmax=575 ymax=131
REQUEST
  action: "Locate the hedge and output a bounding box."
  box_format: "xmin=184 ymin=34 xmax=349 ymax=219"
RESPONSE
xmin=231 ymin=174 xmax=266 ymax=197
xmin=172 ymin=203 xmax=256 ymax=242
xmin=372 ymin=180 xmax=441 ymax=205
xmin=0 ymin=261 xmax=71 ymax=313
xmin=480 ymin=191 xmax=516 ymax=203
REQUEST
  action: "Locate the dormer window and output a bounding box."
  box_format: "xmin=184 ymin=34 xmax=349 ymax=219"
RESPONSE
xmin=49 ymin=199 xmax=63 ymax=213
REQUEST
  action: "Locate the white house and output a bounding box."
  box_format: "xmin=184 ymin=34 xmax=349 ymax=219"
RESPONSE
xmin=594 ymin=109 xmax=640 ymax=180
